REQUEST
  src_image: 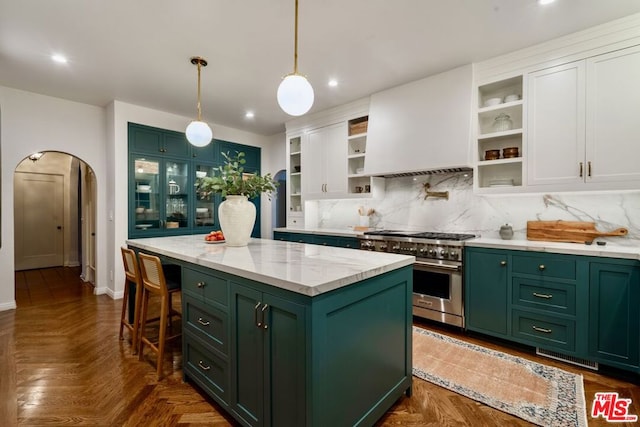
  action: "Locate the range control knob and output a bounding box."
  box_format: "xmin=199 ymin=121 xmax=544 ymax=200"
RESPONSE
xmin=450 ymin=250 xmax=458 ymax=258
xmin=439 ymin=249 xmax=447 ymax=257
xmin=380 ymin=244 xmax=388 ymax=251
xmin=392 ymin=244 xmax=400 ymax=251
xmin=428 ymin=249 xmax=434 ymax=255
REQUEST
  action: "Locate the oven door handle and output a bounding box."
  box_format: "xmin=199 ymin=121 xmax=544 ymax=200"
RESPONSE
xmin=414 ymin=260 xmax=461 ymax=272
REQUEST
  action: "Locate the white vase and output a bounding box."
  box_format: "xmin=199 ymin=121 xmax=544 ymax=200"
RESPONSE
xmin=218 ymin=195 xmax=256 ymax=247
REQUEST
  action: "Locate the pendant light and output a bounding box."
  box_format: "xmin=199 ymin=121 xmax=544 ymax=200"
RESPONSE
xmin=277 ymin=0 xmax=314 ymax=116
xmin=185 ymin=56 xmax=213 ymax=147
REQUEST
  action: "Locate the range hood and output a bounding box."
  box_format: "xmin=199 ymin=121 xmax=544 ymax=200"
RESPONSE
xmin=373 ymin=167 xmax=473 ymax=178
xmin=363 ymin=64 xmax=474 ymax=178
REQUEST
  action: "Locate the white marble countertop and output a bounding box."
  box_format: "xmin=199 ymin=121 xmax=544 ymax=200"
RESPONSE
xmin=126 ymin=235 xmax=414 ymax=297
xmin=466 ymin=237 xmax=640 ymax=260
xmin=273 ymin=227 xmax=367 ymax=238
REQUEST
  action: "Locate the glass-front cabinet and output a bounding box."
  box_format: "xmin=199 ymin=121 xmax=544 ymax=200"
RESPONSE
xmin=128 ymin=123 xmax=262 ymax=238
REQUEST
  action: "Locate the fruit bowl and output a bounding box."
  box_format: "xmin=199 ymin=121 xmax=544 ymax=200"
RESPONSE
xmin=204 ymin=230 xmax=225 ymax=243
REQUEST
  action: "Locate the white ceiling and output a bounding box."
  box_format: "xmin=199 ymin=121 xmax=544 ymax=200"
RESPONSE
xmin=2 ymin=1 xmax=640 ymax=136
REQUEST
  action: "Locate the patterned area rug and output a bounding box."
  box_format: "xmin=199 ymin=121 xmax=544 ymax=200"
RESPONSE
xmin=413 ymin=327 xmax=588 ymax=427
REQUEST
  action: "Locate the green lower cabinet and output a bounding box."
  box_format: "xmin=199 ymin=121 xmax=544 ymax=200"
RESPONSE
xmin=230 ymin=283 xmax=307 ymax=427
xmin=465 ymin=248 xmax=509 ymax=336
xmin=273 ymin=231 xmax=359 ymax=249
xmin=589 ymin=261 xmax=640 ymax=371
xmin=466 ymin=246 xmax=640 ymax=373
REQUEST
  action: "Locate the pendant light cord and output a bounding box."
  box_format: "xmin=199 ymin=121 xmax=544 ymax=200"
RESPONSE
xmin=196 ymin=61 xmax=202 ymax=121
xmin=293 ymin=0 xmax=299 ymax=74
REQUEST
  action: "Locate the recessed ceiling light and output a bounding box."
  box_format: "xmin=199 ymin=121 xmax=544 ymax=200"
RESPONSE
xmin=538 ymin=0 xmax=556 ymax=5
xmin=245 ymin=111 xmax=255 ymax=119
xmin=51 ymin=54 xmax=68 ymax=64
xmin=328 ymin=79 xmax=338 ymax=87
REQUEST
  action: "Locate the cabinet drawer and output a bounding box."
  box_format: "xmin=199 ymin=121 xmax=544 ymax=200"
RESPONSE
xmin=184 ymin=296 xmax=228 ymax=355
xmin=183 ymin=267 xmax=228 ymax=306
xmin=512 ymin=309 xmax=575 ymax=352
xmin=511 ymin=254 xmax=576 ymax=280
xmin=184 ymin=334 xmax=229 ymax=403
xmin=512 ymin=278 xmax=576 ymax=315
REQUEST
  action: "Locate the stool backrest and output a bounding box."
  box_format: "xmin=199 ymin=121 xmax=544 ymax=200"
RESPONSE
xmin=138 ymin=252 xmax=168 ymax=297
xmin=121 ymin=247 xmax=141 ymax=286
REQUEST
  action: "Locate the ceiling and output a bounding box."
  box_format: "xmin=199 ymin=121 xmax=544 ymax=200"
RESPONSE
xmin=2 ymin=1 xmax=640 ymax=136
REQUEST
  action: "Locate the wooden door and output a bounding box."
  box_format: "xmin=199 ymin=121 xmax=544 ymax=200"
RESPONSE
xmin=527 ymin=61 xmax=586 ymax=187
xmin=14 ymin=172 xmax=64 ymax=270
xmin=586 ymin=45 xmax=640 ymax=184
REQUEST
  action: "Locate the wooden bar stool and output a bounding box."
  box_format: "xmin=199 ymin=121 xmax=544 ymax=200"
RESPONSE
xmin=119 ymin=247 xmax=143 ymax=354
xmin=137 ymin=252 xmax=182 ymax=380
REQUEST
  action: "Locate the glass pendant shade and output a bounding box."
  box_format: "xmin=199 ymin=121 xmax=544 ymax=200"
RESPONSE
xmin=277 ymin=73 xmax=314 ymax=116
xmin=186 ymin=120 xmax=213 ymax=147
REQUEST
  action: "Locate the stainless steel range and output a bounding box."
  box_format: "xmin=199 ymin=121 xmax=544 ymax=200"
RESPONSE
xmin=358 ymin=230 xmax=476 ymax=328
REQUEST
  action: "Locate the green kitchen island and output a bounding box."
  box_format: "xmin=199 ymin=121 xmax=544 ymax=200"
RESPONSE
xmin=126 ymin=235 xmax=414 ymax=427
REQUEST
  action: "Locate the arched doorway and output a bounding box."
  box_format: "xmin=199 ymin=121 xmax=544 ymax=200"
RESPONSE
xmin=13 ymin=151 xmax=97 ymax=294
xmin=272 ymin=169 xmax=287 ymax=230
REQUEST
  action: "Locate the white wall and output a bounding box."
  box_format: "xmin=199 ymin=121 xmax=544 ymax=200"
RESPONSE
xmin=0 ymin=90 xmax=279 ymax=310
xmin=107 ymin=101 xmax=275 ymax=300
xmin=0 ymin=86 xmax=108 ymax=310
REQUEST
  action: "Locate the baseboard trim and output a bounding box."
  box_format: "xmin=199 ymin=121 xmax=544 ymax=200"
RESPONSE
xmin=0 ymin=301 xmax=17 ymax=312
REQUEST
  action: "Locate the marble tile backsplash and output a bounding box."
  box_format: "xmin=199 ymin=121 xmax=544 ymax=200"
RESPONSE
xmin=310 ymin=172 xmax=640 ymax=246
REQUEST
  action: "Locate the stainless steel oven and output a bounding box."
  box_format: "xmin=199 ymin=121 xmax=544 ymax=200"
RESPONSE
xmin=359 ymin=231 xmax=474 ymax=328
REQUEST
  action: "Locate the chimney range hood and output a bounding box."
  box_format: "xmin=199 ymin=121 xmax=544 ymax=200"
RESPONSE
xmin=363 ymin=64 xmax=473 ymax=178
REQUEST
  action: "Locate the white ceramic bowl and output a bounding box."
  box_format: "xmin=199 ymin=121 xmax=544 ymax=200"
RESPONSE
xmin=135 ymin=207 xmax=145 ymax=213
xmin=196 ymin=207 xmax=209 ymax=213
xmin=137 ymin=185 xmax=151 ymax=191
xmin=196 ymin=171 xmax=207 ymax=178
xmin=504 ymin=94 xmax=520 ymax=103
xmin=484 ymin=97 xmax=502 ymax=107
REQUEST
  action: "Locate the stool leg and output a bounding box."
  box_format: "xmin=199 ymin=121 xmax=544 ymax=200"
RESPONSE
xmin=138 ymin=288 xmax=150 ymax=361
xmin=119 ymin=279 xmax=130 ymax=340
xmin=131 ymin=282 xmax=143 ymax=355
xmin=156 ymin=294 xmax=169 ymax=380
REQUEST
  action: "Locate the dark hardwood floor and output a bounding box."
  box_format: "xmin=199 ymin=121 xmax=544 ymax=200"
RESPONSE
xmin=2 ymin=266 xmax=638 ymax=426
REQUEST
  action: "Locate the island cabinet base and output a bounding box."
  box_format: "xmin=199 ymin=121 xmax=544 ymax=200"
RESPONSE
xmin=181 ymin=263 xmax=413 ymax=427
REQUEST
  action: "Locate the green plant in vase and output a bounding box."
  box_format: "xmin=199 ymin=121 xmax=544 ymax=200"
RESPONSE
xmin=196 ymin=151 xmax=277 ymax=199
xmin=196 ymin=151 xmax=277 ymax=246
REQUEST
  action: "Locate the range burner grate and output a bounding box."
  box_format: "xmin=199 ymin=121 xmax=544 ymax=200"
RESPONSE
xmin=363 ymin=230 xmax=476 ymax=241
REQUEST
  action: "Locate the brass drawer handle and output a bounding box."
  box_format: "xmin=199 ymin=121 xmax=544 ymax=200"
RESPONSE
xmin=538 ymin=265 xmax=545 ymax=271
xmin=197 ymin=317 xmax=210 ymax=326
xmin=254 ymin=301 xmax=262 ymax=327
xmin=532 ymin=292 xmax=552 ymax=299
xmin=579 ymin=162 xmax=583 ymax=177
xmin=588 ymin=161 xmax=592 ymax=177
xmin=198 ymin=360 xmax=211 ymax=371
xmin=261 ymin=303 xmax=269 ymax=330
xmin=197 ymin=281 xmax=206 ymax=288
xmin=500 ymin=261 xmax=507 ymax=266
xmin=532 ymin=326 xmax=552 ymax=334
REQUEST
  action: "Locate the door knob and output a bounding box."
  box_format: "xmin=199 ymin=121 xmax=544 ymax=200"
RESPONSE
xmin=57 ymin=226 xmax=62 ymax=230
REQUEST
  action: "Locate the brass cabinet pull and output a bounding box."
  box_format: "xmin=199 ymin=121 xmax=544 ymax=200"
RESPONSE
xmin=532 ymin=292 xmax=552 ymax=299
xmin=538 ymin=264 xmax=545 ymax=271
xmin=261 ymin=303 xmax=269 ymax=329
xmin=197 ymin=317 xmax=210 ymax=326
xmin=254 ymin=301 xmax=262 ymax=327
xmin=500 ymin=261 xmax=507 ymax=266
xmin=579 ymin=162 xmax=583 ymax=177
xmin=197 ymin=281 xmax=206 ymax=288
xmin=198 ymin=360 xmax=211 ymax=371
xmin=532 ymin=326 xmax=552 ymax=334
xmin=588 ymin=161 xmax=592 ymax=177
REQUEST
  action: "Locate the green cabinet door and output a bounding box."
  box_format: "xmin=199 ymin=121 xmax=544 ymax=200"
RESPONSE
xmin=589 ymin=261 xmax=640 ymax=370
xmin=465 ymin=248 xmax=509 ymax=336
xmin=230 ymin=282 xmax=307 ymax=427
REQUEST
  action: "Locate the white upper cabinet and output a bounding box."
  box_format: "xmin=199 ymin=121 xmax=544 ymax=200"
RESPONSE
xmin=586 ymin=45 xmax=640 ymax=184
xmin=527 ymin=44 xmax=640 ymax=190
xmin=301 ymin=122 xmax=348 ymax=198
xmin=528 ymin=61 xmax=586 ymax=187
xmin=365 ymin=64 xmax=473 ymax=176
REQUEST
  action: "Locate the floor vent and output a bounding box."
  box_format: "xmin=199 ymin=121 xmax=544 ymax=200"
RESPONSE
xmin=536 ymin=348 xmax=599 ymax=370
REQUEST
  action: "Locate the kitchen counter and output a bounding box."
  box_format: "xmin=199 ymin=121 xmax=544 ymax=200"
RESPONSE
xmin=126 ymin=235 xmax=414 ymax=296
xmin=273 ymin=226 xmax=367 ymax=238
xmin=467 ymin=237 xmax=640 ymax=260
xmin=126 ymin=234 xmax=414 ymax=426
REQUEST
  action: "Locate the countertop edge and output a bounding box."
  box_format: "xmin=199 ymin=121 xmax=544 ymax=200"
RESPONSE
xmin=466 ymin=237 xmax=640 ymax=260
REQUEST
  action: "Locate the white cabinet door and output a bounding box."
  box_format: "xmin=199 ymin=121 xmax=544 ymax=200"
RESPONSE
xmin=301 ymin=122 xmax=347 ymax=198
xmin=324 ymin=122 xmax=347 ymax=196
xmin=586 ymin=45 xmax=640 ymax=184
xmin=527 ymin=61 xmax=586 ymax=187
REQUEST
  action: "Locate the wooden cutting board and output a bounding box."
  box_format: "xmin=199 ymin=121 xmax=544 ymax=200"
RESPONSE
xmin=526 ymin=220 xmax=628 ymax=243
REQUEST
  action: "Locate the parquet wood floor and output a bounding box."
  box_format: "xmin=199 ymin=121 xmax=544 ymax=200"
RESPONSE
xmin=2 ymin=267 xmax=638 ymax=426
